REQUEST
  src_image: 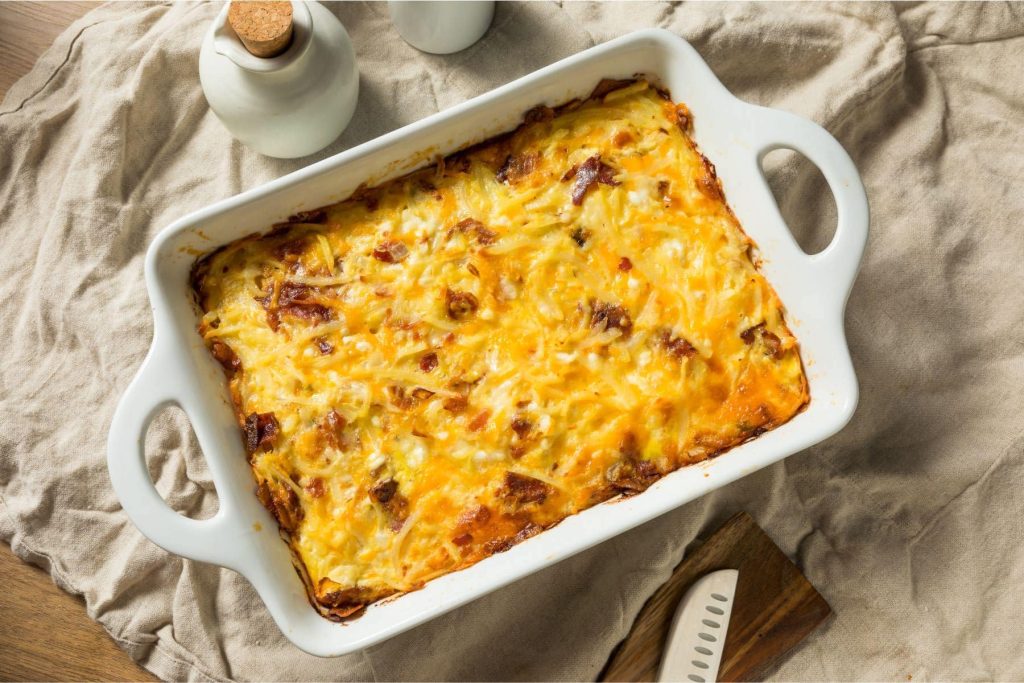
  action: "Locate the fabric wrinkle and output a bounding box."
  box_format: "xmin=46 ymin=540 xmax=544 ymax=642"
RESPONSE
xmin=1 ymin=2 xmax=1023 ymax=681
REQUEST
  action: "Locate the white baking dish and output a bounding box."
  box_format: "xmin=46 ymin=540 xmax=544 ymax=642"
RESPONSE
xmin=107 ymin=29 xmax=867 ymax=656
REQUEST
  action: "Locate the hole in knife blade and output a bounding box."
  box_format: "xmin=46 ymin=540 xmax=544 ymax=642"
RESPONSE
xmin=710 ymin=593 xmax=728 ymax=602
xmin=688 ymin=676 xmax=705 ymax=683
xmin=693 ymin=660 xmax=710 ymax=669
xmin=695 ymin=646 xmax=713 ymax=656
xmin=707 ymin=605 xmax=724 ymax=615
xmin=698 ymin=632 xmax=717 ymax=642
xmin=702 ymin=618 xmax=720 ymax=629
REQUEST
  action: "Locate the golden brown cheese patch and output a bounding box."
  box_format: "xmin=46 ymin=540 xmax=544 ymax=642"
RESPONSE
xmin=192 ymin=80 xmax=809 ymax=620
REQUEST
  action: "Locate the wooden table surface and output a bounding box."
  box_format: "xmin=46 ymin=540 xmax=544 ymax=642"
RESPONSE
xmin=1 ymin=4 xmax=156 ymax=680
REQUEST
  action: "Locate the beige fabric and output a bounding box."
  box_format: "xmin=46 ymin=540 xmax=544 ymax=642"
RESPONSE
xmin=2 ymin=1 xmax=1023 ymax=680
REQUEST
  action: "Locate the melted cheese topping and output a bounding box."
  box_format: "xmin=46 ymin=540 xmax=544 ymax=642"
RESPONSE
xmin=192 ymin=81 xmax=808 ymax=619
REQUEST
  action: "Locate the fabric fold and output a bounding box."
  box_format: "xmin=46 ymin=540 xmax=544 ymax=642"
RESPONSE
xmin=2 ymin=2 xmax=1022 ymax=680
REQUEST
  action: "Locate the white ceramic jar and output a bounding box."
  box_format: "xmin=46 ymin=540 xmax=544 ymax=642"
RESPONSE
xmin=388 ymin=0 xmax=494 ymax=55
xmin=199 ymin=1 xmax=359 ymax=159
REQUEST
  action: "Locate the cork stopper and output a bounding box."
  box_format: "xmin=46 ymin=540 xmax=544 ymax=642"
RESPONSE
xmin=228 ymin=1 xmax=294 ymax=58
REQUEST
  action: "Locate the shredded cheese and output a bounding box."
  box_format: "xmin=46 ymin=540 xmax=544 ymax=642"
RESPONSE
xmin=192 ymin=80 xmax=809 ymax=620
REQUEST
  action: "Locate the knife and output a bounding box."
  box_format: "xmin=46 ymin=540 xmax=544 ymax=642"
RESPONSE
xmin=657 ymin=569 xmax=739 ymax=683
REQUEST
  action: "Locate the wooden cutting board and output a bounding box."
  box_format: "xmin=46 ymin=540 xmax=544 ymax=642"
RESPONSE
xmin=601 ymin=512 xmax=831 ymax=682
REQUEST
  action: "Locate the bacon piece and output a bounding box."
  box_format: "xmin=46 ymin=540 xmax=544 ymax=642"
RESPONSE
xmin=369 ymin=478 xmax=410 ymax=531
xmin=496 ymin=151 xmax=539 ymax=184
xmin=570 ymin=226 xmax=591 ymax=247
xmin=450 ymin=218 xmax=482 ymax=236
xmin=499 ymin=471 xmax=551 ymax=506
xmin=511 ymin=415 xmax=532 ymax=439
xmin=568 ymin=154 xmax=620 ymax=205
xmin=243 ymin=412 xmax=279 ymax=456
xmin=443 ymin=395 xmax=468 ymax=413
xmin=305 ymin=478 xmax=325 ymax=498
xmin=590 ymin=299 xmax=633 ymax=335
xmin=471 ymin=523 xmax=537 ymax=555
xmin=209 ymin=340 xmax=241 ymax=373
xmin=605 ymin=432 xmax=660 ymax=495
xmin=443 ymin=380 xmax=474 ymax=412
xmin=484 ymin=537 xmax=513 ymax=554
xmin=260 ymin=281 xmax=333 ymax=328
xmin=618 ymin=257 xmax=633 ymax=272
xmin=612 ymin=130 xmax=634 ymax=147
xmin=458 ymin=504 xmax=492 ymax=527
xmin=514 ymin=522 xmax=543 ymax=543
xmin=387 ymin=385 xmax=417 ymax=410
xmin=276 ymin=282 xmax=308 ymax=306
xmin=256 ymin=479 xmax=302 ymax=533
xmin=273 ymin=237 xmax=308 ymax=262
xmin=452 ymin=504 xmax=492 ymax=547
xmin=740 ymin=323 xmax=784 ymax=359
xmin=474 ymin=226 xmax=497 ymax=246
xmin=373 ymin=239 xmax=409 ymax=263
xmin=449 ymin=218 xmax=497 ymax=246
xmin=287 ymin=209 xmax=327 ymax=224
xmin=370 ymin=478 xmax=398 ymax=503
xmin=316 ymin=337 xmax=334 ymax=355
xmin=658 ymin=329 xmax=696 ymax=360
xmin=318 ymin=409 xmax=351 ymax=451
xmin=280 ymin=282 xmax=331 ymax=317
xmin=445 ymin=288 xmax=479 ymax=320
xmin=468 ymin=410 xmax=491 ymax=432
xmin=672 ymin=103 xmax=692 ymax=132
xmin=419 ymin=352 xmax=439 ymax=373
xmin=317 ymin=580 xmax=378 ymax=619
xmin=278 ymin=303 xmax=331 ymax=325
xmin=763 ymin=331 xmax=783 ymax=358
xmin=740 ymin=324 xmax=760 ymax=344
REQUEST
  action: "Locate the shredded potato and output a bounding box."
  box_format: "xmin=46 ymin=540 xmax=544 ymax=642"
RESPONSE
xmin=191 ymin=80 xmax=808 ymax=620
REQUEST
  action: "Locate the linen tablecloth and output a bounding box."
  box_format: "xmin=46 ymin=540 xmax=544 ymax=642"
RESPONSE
xmin=2 ymin=2 xmax=1023 ymax=680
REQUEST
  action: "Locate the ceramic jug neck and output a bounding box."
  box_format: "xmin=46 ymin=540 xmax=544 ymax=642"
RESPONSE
xmin=212 ymin=0 xmax=314 ymax=74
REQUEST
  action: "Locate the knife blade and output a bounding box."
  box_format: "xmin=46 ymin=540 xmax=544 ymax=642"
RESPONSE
xmin=657 ymin=568 xmax=739 ymax=683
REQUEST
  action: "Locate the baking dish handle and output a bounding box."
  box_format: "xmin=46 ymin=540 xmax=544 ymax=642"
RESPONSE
xmin=107 ymin=342 xmax=236 ymax=565
xmin=749 ymin=106 xmax=869 ymax=305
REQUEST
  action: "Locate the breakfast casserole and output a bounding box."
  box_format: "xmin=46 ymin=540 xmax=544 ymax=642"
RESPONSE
xmin=191 ymin=79 xmax=810 ymax=620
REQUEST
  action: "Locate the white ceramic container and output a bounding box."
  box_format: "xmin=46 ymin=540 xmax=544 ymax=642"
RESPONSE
xmin=388 ymin=0 xmax=494 ymax=55
xmin=199 ymin=0 xmax=359 ymax=159
xmin=109 ymin=29 xmax=868 ymax=656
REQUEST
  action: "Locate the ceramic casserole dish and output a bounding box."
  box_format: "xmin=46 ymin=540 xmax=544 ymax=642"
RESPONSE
xmin=107 ymin=29 xmax=868 ymax=656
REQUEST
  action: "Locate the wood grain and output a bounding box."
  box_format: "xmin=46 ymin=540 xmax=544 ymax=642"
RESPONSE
xmin=0 ymin=543 xmax=156 ymax=681
xmin=0 ymin=5 xmax=156 ymax=680
xmin=0 ymin=1 xmax=99 ymax=99
xmin=601 ymin=512 xmax=831 ymax=682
